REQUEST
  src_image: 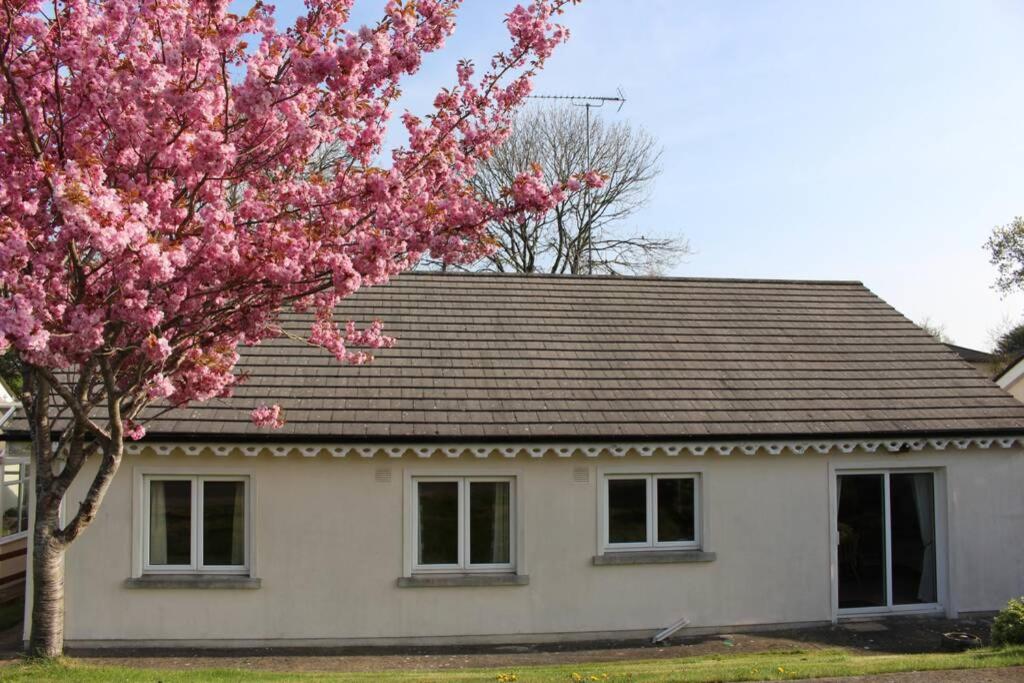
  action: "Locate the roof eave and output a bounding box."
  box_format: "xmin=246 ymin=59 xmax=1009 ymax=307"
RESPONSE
xmin=8 ymin=425 xmax=1024 ymax=445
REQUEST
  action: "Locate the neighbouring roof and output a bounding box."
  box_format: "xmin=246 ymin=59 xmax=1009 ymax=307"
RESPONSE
xmin=944 ymin=343 xmax=995 ymax=365
xmin=995 ymin=352 xmax=1024 ymax=383
xmin=12 ymin=272 xmax=1024 ymax=443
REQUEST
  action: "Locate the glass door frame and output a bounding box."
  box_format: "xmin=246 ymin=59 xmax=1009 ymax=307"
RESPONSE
xmin=830 ymin=465 xmax=948 ymax=619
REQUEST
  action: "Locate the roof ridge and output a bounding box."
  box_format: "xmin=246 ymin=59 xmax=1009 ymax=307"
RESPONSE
xmin=398 ymin=271 xmax=865 ymax=286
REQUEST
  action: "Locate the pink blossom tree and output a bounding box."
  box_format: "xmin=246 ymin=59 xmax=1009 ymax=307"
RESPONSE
xmin=0 ymin=0 xmax=599 ymax=656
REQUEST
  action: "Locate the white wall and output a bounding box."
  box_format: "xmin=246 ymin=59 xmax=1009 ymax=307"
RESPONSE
xmin=58 ymin=445 xmax=1024 ymax=645
xmin=1000 ymin=374 xmax=1024 ymax=405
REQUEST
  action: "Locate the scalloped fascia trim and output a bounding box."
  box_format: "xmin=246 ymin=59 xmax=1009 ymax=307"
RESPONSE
xmin=126 ymin=435 xmax=1024 ymax=459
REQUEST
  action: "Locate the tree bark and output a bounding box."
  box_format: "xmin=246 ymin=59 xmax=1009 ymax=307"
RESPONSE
xmin=21 ymin=362 xmax=128 ymax=657
xmin=23 ymin=367 xmax=66 ymax=658
xmin=28 ymin=525 xmax=65 ymax=658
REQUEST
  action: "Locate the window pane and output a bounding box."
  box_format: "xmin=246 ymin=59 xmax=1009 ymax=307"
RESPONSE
xmin=149 ymin=480 xmax=191 ymax=566
xmin=608 ymin=478 xmax=647 ymax=544
xmin=1 ymin=482 xmax=19 ymax=537
xmin=469 ymin=481 xmax=511 ymax=565
xmin=203 ymin=481 xmax=246 ymax=566
xmin=890 ymin=472 xmax=937 ymax=605
xmin=657 ymin=478 xmax=696 ymax=543
xmin=837 ymin=474 xmax=886 ymax=609
xmin=418 ymin=481 xmax=459 ymax=565
xmin=18 ymin=485 xmax=28 ymax=534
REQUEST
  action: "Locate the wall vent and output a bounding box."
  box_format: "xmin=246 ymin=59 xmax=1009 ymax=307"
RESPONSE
xmin=572 ymin=466 xmax=589 ymax=483
xmin=375 ymin=468 xmax=392 ymax=483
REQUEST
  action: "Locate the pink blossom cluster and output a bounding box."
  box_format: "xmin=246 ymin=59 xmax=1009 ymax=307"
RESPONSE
xmin=250 ymin=404 xmax=285 ymax=430
xmin=0 ymin=0 xmax=581 ymax=431
xmin=510 ymin=166 xmax=607 ymax=214
xmin=124 ymin=421 xmax=147 ymax=442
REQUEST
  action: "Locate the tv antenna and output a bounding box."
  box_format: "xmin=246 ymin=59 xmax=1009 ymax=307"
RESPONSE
xmin=527 ymin=88 xmax=626 ymax=274
xmin=527 ymin=88 xmax=626 ymax=166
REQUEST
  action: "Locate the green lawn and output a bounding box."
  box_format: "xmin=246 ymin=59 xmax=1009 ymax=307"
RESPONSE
xmin=1 ymin=646 xmax=1022 ymax=682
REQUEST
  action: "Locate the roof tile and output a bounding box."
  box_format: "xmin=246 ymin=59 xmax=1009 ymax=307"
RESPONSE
xmin=16 ymin=272 xmax=1024 ymax=442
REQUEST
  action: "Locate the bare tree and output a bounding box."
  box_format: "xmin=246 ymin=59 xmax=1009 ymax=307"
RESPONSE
xmin=917 ymin=317 xmax=953 ymax=344
xmin=465 ymin=105 xmax=688 ymax=275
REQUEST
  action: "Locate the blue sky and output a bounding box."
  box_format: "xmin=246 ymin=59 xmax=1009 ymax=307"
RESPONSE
xmin=276 ymin=0 xmax=1024 ymax=350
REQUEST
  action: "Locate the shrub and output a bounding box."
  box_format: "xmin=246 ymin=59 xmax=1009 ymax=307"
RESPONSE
xmin=992 ymin=597 xmax=1024 ymax=646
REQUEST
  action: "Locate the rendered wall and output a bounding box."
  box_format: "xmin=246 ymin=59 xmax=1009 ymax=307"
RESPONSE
xmin=54 ymin=446 xmax=1024 ymax=646
xmin=1002 ymin=376 xmax=1024 ymax=405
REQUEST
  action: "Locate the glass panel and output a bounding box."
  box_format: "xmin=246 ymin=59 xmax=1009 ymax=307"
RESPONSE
xmin=202 ymin=481 xmax=246 ymax=566
xmin=418 ymin=481 xmax=459 ymax=565
xmin=837 ymin=474 xmax=886 ymax=608
xmin=469 ymin=481 xmax=511 ymax=565
xmin=149 ymin=480 xmax=191 ymax=566
xmin=18 ymin=482 xmax=28 ymax=534
xmin=3 ymin=464 xmax=22 ymax=482
xmin=657 ymin=478 xmax=695 ymax=543
xmin=608 ymin=478 xmax=647 ymax=544
xmin=890 ymin=473 xmax=937 ymax=605
xmin=1 ymin=482 xmax=19 ymax=537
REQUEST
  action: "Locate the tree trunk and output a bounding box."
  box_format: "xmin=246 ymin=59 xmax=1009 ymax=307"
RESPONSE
xmin=20 ymin=364 xmax=128 ymax=657
xmin=29 ymin=523 xmax=65 ymax=658
xmin=23 ymin=366 xmax=66 ymax=658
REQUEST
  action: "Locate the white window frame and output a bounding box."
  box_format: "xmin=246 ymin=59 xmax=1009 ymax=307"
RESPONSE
xmin=411 ymin=476 xmax=516 ymax=574
xmin=603 ymin=473 xmax=701 ymax=552
xmin=0 ymin=459 xmax=30 ymax=542
xmin=142 ymin=475 xmax=250 ymax=575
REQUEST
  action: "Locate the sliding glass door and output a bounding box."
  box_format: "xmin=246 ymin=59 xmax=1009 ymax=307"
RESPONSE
xmin=837 ymin=471 xmax=938 ymax=612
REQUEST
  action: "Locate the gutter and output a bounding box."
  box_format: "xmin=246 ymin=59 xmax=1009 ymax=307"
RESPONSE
xmin=7 ymin=425 xmax=1024 ymax=445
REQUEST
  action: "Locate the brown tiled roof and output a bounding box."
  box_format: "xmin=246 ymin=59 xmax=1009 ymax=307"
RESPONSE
xmin=15 ymin=272 xmax=1024 ymax=442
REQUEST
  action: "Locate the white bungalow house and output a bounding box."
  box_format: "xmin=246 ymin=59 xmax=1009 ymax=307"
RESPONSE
xmin=6 ymin=273 xmax=1024 ymax=648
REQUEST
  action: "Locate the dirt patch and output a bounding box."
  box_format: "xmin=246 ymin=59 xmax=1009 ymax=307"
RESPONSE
xmin=766 ymin=614 xmax=995 ymax=655
xmin=811 ymin=666 xmax=1024 ymax=682
xmin=0 ymin=622 xmax=21 ymax=655
xmin=0 ymin=615 xmax=993 ymax=674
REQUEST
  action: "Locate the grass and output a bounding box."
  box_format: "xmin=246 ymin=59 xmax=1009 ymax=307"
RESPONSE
xmin=0 ymin=646 xmax=1022 ymax=682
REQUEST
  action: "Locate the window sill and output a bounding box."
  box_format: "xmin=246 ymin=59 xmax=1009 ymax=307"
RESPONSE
xmin=397 ymin=573 xmax=529 ymax=588
xmin=0 ymin=531 xmax=29 ymax=545
xmin=125 ymin=575 xmax=261 ymax=589
xmin=592 ymin=550 xmax=716 ymax=566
